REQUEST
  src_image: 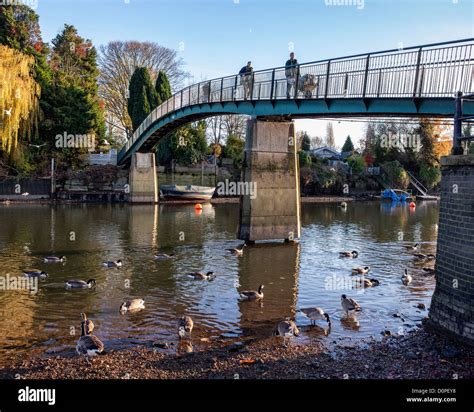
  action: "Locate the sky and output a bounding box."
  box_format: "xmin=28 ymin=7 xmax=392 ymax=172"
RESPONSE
xmin=30 ymin=0 xmax=474 ymax=148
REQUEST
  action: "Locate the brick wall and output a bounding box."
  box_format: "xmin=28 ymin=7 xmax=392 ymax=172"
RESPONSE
xmin=428 ymin=155 xmax=474 ymax=344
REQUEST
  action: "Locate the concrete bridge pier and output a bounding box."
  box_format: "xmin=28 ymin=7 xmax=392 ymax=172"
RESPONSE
xmin=129 ymin=152 xmax=158 ymax=203
xmin=428 ymin=154 xmax=474 ymax=344
xmin=238 ymin=118 xmax=301 ymax=242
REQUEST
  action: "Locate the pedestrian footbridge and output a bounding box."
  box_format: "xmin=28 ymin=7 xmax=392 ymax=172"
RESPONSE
xmin=118 ymin=39 xmax=474 ymax=166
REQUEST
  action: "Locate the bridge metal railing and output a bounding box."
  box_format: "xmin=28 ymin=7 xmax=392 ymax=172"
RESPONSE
xmin=122 ymin=39 xmax=474 ymax=159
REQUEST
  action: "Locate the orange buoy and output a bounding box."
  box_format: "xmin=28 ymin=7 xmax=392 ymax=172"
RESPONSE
xmin=195 ymin=203 xmax=203 ymax=210
xmin=409 ymin=202 xmax=416 ymax=208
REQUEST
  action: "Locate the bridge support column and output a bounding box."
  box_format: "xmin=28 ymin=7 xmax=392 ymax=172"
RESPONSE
xmin=428 ymin=154 xmax=474 ymax=344
xmin=129 ymin=153 xmax=158 ymax=203
xmin=238 ymin=118 xmax=301 ymax=242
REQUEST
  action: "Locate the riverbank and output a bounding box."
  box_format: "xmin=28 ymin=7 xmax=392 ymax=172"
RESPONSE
xmin=0 ymin=195 xmax=359 ymax=205
xmin=1 ymin=327 xmax=472 ymax=380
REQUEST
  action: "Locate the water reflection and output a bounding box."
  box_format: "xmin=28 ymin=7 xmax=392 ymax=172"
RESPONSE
xmin=0 ymin=201 xmax=439 ymax=363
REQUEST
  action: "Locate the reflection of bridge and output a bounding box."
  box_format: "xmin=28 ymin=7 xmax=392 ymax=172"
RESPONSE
xmin=118 ymin=39 xmax=474 ymax=165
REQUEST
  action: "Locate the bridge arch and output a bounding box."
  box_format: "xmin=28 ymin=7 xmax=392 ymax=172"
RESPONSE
xmin=118 ymin=38 xmax=474 ymax=165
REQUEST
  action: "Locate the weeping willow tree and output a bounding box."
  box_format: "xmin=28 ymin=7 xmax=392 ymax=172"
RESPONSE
xmin=0 ymin=44 xmax=40 ymax=165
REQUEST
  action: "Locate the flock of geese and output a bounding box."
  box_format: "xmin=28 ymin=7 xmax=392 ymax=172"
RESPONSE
xmin=21 ymin=239 xmax=436 ymax=358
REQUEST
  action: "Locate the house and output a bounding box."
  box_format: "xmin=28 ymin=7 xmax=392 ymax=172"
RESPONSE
xmin=310 ymin=146 xmax=341 ymax=160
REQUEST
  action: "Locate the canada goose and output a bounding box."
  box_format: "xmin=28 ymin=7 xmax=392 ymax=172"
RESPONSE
xmin=413 ymin=253 xmax=436 ymax=261
xmin=23 ymin=269 xmax=48 ymax=278
xmin=239 ymin=285 xmax=264 ymax=300
xmin=401 ymin=269 xmax=413 ymax=285
xmin=119 ymin=298 xmax=145 ymax=313
xmin=102 ymin=260 xmax=122 ymax=268
xmin=76 ymin=320 xmax=104 ymax=357
xmin=340 ymin=250 xmax=359 ymax=258
xmin=422 ymin=267 xmax=435 ymax=276
xmin=353 ymin=277 xmax=380 ymax=288
xmin=153 ymin=253 xmax=175 ymax=260
xmin=299 ymin=307 xmax=331 ymax=327
xmin=351 ymin=266 xmax=370 ymax=275
xmin=404 ymin=243 xmax=419 ymax=251
xmin=341 ymin=294 xmax=361 ymax=315
xmin=226 ymin=244 xmax=246 ymax=256
xmin=276 ymin=320 xmax=299 ymax=346
xmin=80 ymin=312 xmax=94 ymax=335
xmin=187 ymin=271 xmax=215 ymax=281
xmin=177 ymin=316 xmax=193 ymax=340
xmin=43 ymin=255 xmax=66 ymax=263
xmin=65 ymin=279 xmax=96 ymax=289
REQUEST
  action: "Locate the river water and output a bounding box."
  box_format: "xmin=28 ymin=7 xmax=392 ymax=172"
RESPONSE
xmin=0 ymin=201 xmax=438 ymax=363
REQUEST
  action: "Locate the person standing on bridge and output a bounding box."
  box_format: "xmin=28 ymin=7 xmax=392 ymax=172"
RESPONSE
xmin=239 ymin=61 xmax=253 ymax=99
xmin=285 ymin=52 xmax=299 ymax=98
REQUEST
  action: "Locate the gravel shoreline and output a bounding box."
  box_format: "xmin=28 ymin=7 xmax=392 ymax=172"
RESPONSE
xmin=1 ymin=327 xmax=472 ymax=380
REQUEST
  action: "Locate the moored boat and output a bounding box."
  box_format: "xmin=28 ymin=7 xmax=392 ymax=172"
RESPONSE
xmin=159 ymin=185 xmax=215 ymax=201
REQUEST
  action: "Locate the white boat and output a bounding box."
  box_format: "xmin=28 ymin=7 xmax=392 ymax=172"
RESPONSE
xmin=159 ymin=185 xmax=215 ymax=201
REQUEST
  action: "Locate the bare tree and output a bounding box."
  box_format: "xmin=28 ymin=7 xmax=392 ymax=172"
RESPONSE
xmin=98 ymin=41 xmax=188 ymax=137
xmin=206 ymin=115 xmax=247 ymax=145
xmin=325 ymin=122 xmax=336 ymax=148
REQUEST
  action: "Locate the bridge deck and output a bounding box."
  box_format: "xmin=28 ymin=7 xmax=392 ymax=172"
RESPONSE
xmin=119 ymin=39 xmax=474 ymax=165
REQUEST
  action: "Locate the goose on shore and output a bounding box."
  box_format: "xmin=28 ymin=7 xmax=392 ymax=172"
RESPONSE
xmin=226 ymin=244 xmax=246 ymax=256
xmin=187 ymin=271 xmax=215 ymax=281
xmin=339 ymin=250 xmax=359 ymax=258
xmin=276 ymin=320 xmax=299 ymax=346
xmin=76 ymin=320 xmax=104 ymax=357
xmin=119 ymin=298 xmax=145 ymax=313
xmin=401 ymin=269 xmax=413 ymax=285
xmin=351 ymin=266 xmax=370 ymax=275
xmin=65 ymin=279 xmax=96 ymax=289
xmin=341 ymin=294 xmax=361 ymax=315
xmin=102 ymin=260 xmax=122 ymax=268
xmin=23 ymin=269 xmax=48 ymax=278
xmin=404 ymin=243 xmax=419 ymax=251
xmin=239 ymin=285 xmax=264 ymax=300
xmin=80 ymin=312 xmax=94 ymax=335
xmin=43 ymin=256 xmax=66 ymax=263
xmin=299 ymin=307 xmax=331 ymax=327
xmin=177 ymin=316 xmax=193 ymax=340
xmin=153 ymin=253 xmax=175 ymax=260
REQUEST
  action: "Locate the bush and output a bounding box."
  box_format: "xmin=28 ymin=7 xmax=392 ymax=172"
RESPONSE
xmin=299 ymin=151 xmax=312 ymax=168
xmin=347 ymin=154 xmax=365 ymax=175
xmin=381 ymin=160 xmax=409 ymax=189
xmin=419 ymin=164 xmax=441 ymax=190
xmin=223 ymin=135 xmax=245 ymax=168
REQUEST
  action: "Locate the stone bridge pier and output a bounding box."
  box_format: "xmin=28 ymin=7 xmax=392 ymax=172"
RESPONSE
xmin=128 ymin=152 xmax=158 ymax=203
xmin=428 ymin=154 xmax=474 ymax=344
xmin=239 ymin=118 xmax=301 ymax=242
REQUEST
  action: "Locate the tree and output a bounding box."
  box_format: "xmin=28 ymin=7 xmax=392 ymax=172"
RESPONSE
xmin=40 ymin=25 xmax=106 ymax=156
xmin=341 ymin=135 xmax=354 ymax=152
xmin=223 ymin=134 xmax=245 ymax=168
xmin=301 ymin=132 xmax=311 ymax=151
xmin=155 ymin=70 xmax=171 ymax=104
xmin=417 ymin=119 xmax=437 ymax=167
xmin=347 ymin=154 xmax=365 ymax=174
xmin=0 ymin=45 xmax=39 ymax=164
xmin=0 ymin=5 xmax=42 ymax=54
xmin=325 ymin=122 xmax=335 ymax=148
xmin=98 ymin=41 xmax=188 ymax=136
xmin=127 ymin=67 xmax=158 ymax=131
xmin=311 ymin=136 xmax=324 ymax=149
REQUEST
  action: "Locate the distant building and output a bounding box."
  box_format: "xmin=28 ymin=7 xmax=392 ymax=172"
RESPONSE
xmin=310 ymin=146 xmax=341 ymax=160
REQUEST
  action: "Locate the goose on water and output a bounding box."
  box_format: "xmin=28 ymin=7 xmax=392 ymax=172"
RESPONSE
xmin=102 ymin=260 xmax=122 ymax=268
xmin=65 ymin=279 xmax=96 ymax=289
xmin=177 ymin=316 xmax=193 ymax=340
xmin=23 ymin=269 xmax=48 ymax=278
xmin=119 ymin=298 xmax=145 ymax=313
xmin=341 ymin=294 xmax=361 ymax=315
xmin=43 ymin=256 xmax=66 ymax=263
xmin=239 ymin=285 xmax=264 ymax=300
xmin=299 ymin=307 xmax=331 ymax=327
